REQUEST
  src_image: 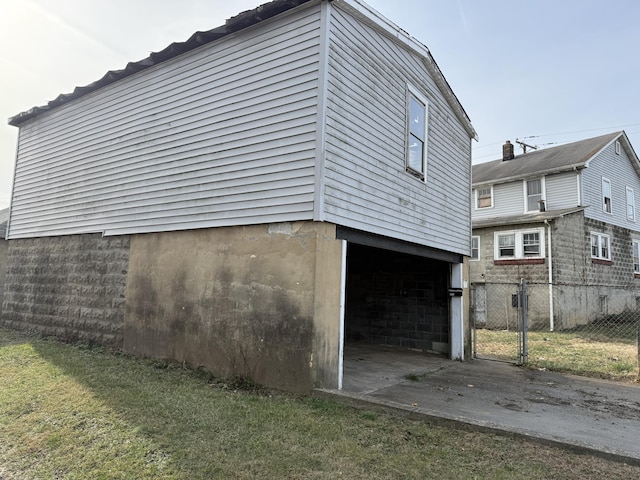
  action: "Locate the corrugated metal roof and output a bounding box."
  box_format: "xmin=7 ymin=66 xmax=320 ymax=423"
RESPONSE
xmin=8 ymin=0 xmax=314 ymax=127
xmin=472 ymin=131 xmax=623 ymax=186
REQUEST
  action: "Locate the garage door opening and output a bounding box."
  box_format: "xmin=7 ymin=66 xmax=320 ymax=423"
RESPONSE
xmin=344 ymin=243 xmax=450 ymax=351
xmin=340 ymin=243 xmax=453 ymax=391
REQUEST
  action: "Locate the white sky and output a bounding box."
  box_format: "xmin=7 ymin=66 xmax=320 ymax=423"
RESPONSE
xmin=1 ymin=0 xmax=639 ymax=210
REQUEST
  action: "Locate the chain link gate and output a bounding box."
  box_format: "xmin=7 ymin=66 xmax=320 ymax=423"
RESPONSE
xmin=471 ymin=279 xmax=528 ymax=365
xmin=472 ymin=279 xmax=639 ymax=380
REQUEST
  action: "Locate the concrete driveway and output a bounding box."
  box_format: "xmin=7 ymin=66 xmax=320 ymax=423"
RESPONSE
xmin=317 ymin=344 xmax=640 ymax=464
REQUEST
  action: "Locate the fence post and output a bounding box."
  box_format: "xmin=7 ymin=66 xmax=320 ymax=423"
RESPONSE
xmin=520 ymin=278 xmax=528 ymax=365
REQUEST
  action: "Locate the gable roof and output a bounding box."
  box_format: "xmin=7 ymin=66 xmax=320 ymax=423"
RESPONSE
xmin=473 ymin=131 xmax=625 ymax=186
xmin=8 ymin=0 xmax=476 ymax=140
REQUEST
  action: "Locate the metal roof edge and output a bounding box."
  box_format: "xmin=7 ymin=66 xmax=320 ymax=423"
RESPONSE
xmin=8 ymin=0 xmax=316 ymax=127
xmin=336 ymin=0 xmax=477 ymax=141
xmin=472 ymin=206 xmax=585 ymax=229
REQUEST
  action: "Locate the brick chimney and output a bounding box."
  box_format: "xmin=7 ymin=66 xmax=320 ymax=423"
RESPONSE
xmin=502 ymin=140 xmax=515 ymax=161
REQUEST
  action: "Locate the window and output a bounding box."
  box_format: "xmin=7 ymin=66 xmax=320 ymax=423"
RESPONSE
xmin=494 ymin=228 xmax=545 ymax=260
xmin=627 ymin=187 xmax=635 ymax=221
xmin=590 ymin=232 xmax=611 ymax=260
xmin=476 ymin=187 xmax=493 ymax=209
xmin=497 ymin=233 xmax=515 ymax=257
xmin=471 ymin=236 xmax=480 ymax=260
xmin=522 ymin=232 xmax=540 ymax=256
xmin=615 ymin=140 xmax=621 ymax=155
xmin=525 ymin=178 xmax=543 ymax=212
xmin=633 ymin=240 xmax=640 ymax=274
xmin=602 ymin=177 xmax=612 ymax=214
xmin=406 ymin=88 xmax=428 ymax=180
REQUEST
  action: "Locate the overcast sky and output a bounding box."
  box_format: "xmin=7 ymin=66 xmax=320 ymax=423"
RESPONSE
xmin=1 ymin=0 xmax=639 ymax=209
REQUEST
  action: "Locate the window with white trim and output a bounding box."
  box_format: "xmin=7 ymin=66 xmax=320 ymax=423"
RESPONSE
xmin=590 ymin=232 xmax=611 ymax=260
xmin=406 ymin=87 xmax=428 ymax=181
xmin=602 ymin=177 xmax=612 ymax=214
xmin=494 ymin=228 xmax=545 ymax=259
xmin=615 ymin=140 xmax=621 ymax=155
xmin=471 ymin=236 xmax=480 ymax=260
xmin=525 ymin=178 xmax=543 ymax=212
xmin=633 ymin=240 xmax=640 ymax=274
xmin=627 ymin=186 xmax=635 ymax=221
xmin=476 ymin=187 xmax=493 ymax=209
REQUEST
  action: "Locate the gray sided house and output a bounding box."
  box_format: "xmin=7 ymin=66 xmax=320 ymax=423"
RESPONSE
xmin=2 ymin=0 xmax=476 ymax=393
xmin=471 ymin=132 xmax=640 ymax=331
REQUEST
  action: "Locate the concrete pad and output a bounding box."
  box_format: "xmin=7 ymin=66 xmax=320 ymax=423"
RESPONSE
xmin=318 ymin=343 xmax=640 ymax=464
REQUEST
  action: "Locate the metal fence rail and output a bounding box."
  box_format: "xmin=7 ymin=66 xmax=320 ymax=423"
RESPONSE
xmin=471 ymin=281 xmax=639 ymax=380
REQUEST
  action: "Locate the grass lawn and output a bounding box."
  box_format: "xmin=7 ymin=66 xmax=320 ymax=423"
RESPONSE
xmin=475 ymin=328 xmax=639 ymax=382
xmin=1 ymin=327 xmax=639 ymax=479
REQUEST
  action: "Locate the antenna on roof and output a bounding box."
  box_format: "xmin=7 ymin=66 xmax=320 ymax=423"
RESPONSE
xmin=515 ymin=138 xmax=538 ymax=154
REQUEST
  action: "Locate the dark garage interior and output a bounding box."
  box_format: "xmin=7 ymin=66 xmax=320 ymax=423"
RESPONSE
xmin=344 ymin=243 xmax=450 ymax=354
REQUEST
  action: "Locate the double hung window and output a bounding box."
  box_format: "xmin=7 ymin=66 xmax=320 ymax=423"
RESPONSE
xmin=406 ymin=88 xmax=428 ymax=180
xmin=526 ymin=179 xmax=543 ymax=212
xmin=602 ymin=178 xmax=612 ymax=214
xmin=494 ymin=229 xmax=544 ymax=260
xmin=590 ymin=232 xmax=611 ymax=261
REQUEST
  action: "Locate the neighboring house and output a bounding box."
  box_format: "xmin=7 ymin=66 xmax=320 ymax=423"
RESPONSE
xmin=470 ymin=131 xmax=640 ymax=330
xmin=1 ymin=0 xmax=476 ymax=393
xmin=0 ymin=208 xmax=8 ymax=310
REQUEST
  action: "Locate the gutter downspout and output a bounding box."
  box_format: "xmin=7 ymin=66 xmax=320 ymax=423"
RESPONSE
xmin=545 ymin=219 xmax=554 ymax=331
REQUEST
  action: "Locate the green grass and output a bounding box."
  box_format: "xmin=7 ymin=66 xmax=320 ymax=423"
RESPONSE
xmin=476 ymin=328 xmax=639 ymax=382
xmin=1 ymin=327 xmax=640 ymax=479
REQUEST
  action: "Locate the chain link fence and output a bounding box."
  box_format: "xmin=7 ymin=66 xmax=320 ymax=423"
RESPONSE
xmin=471 ymin=281 xmax=639 ymax=381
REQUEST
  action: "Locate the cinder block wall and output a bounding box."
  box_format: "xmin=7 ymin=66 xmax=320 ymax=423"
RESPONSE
xmin=0 ymin=240 xmax=7 ymax=308
xmin=0 ymin=234 xmax=129 ymax=346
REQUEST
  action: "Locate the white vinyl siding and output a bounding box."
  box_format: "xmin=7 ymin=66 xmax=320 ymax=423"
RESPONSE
xmin=545 ymin=171 xmax=579 ymax=210
xmin=472 ymin=181 xmax=523 ymax=220
xmin=9 ymin=7 xmax=322 ymax=238
xmin=581 ymin=139 xmax=640 ymax=229
xmin=323 ymin=4 xmax=472 ymax=254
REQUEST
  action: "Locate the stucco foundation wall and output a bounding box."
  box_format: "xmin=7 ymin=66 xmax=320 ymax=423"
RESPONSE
xmin=0 ymin=234 xmax=129 ymax=346
xmin=124 ymin=222 xmax=343 ymax=393
xmin=0 ymin=240 xmax=7 ymax=308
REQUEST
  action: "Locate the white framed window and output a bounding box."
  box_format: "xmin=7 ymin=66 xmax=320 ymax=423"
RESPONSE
xmin=471 ymin=236 xmax=480 ymax=260
xmin=475 ymin=186 xmax=493 ymax=209
xmin=406 ymin=86 xmax=428 ymax=181
xmin=615 ymin=140 xmax=621 ymax=155
xmin=524 ymin=178 xmax=544 ymax=212
xmin=602 ymin=177 xmax=612 ymax=214
xmin=590 ymin=232 xmax=611 ymax=260
xmin=633 ymin=240 xmax=640 ymax=274
xmin=627 ymin=186 xmax=635 ymax=221
xmin=494 ymin=228 xmax=545 ymax=260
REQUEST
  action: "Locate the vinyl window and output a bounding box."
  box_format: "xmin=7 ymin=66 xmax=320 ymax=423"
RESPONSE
xmin=476 ymin=187 xmax=493 ymax=209
xmin=590 ymin=232 xmax=611 ymax=260
xmin=406 ymin=87 xmax=428 ymax=181
xmin=633 ymin=240 xmax=640 ymax=274
xmin=627 ymin=186 xmax=635 ymax=221
xmin=494 ymin=228 xmax=545 ymax=259
xmin=602 ymin=177 xmax=612 ymax=214
xmin=471 ymin=236 xmax=480 ymax=260
xmin=525 ymin=178 xmax=543 ymax=212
